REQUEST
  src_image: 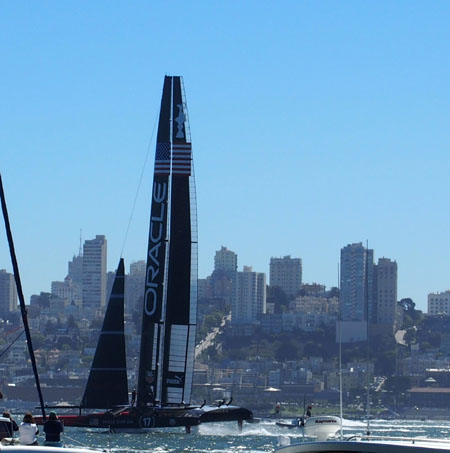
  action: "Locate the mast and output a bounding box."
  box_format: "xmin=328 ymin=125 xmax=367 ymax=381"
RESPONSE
xmin=137 ymin=76 xmax=172 ymax=407
xmin=161 ymin=76 xmax=197 ymax=405
xmin=338 ymin=263 xmax=343 ymax=440
xmin=0 ymin=174 xmax=46 ymax=420
xmin=365 ymin=240 xmax=371 ymax=436
xmin=137 ymin=76 xmax=197 ymax=408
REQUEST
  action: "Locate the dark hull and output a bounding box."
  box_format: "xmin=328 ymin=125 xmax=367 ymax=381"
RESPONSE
xmin=36 ymin=407 xmax=199 ymax=430
xmin=35 ymin=405 xmax=253 ymax=430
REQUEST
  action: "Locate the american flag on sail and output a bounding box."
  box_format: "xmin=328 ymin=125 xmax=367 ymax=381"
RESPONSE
xmin=172 ymin=143 xmax=192 ymax=175
xmin=154 ymin=142 xmax=171 ymax=174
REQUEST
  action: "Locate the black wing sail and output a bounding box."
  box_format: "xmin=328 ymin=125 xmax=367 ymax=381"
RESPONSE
xmin=81 ymin=258 xmax=128 ymax=408
xmin=161 ymin=76 xmax=197 ymax=405
xmin=137 ymin=76 xmax=172 ymax=407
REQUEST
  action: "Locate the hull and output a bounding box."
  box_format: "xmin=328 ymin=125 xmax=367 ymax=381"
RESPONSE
xmin=303 ymin=416 xmax=341 ymax=440
xmin=193 ymin=405 xmax=253 ymax=423
xmin=36 ymin=407 xmax=200 ymax=430
xmin=275 ymin=439 xmax=450 ymax=453
xmin=35 ymin=405 xmax=253 ymax=430
xmin=0 ymin=446 xmax=98 ymax=453
xmin=277 ymin=416 xmax=341 ymax=440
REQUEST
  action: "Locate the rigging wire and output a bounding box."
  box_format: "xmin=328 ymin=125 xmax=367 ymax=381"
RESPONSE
xmin=120 ymin=109 xmax=159 ymax=259
xmin=0 ymin=329 xmax=25 ymax=359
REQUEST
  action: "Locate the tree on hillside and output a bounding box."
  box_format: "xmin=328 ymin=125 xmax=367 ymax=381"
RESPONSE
xmin=398 ymin=298 xmax=422 ymax=328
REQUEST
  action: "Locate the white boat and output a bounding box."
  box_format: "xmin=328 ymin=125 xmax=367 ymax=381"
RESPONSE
xmin=275 ymin=437 xmax=450 ymax=452
xmin=301 ymin=416 xmax=341 ymax=440
xmin=1 ymin=447 xmax=99 ymax=453
xmin=277 ymin=416 xmax=341 ymax=441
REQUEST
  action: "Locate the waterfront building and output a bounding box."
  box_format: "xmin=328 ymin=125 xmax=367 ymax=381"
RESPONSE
xmin=0 ymin=269 xmax=18 ymax=318
xmin=82 ymin=235 xmax=107 ymax=310
xmin=428 ymin=290 xmax=450 ymax=315
xmin=231 ymin=266 xmax=266 ymax=325
xmin=269 ymin=255 xmax=302 ymax=298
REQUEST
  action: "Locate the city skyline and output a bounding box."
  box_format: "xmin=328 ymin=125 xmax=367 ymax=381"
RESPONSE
xmin=2 ymin=1 xmax=450 ymax=311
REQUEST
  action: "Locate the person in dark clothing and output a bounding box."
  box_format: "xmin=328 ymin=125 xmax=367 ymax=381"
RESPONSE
xmin=131 ymin=388 xmax=136 ymax=406
xmin=43 ymin=411 xmax=63 ymax=445
xmin=306 ymin=405 xmax=312 ymax=418
xmin=2 ymin=411 xmax=19 ymax=437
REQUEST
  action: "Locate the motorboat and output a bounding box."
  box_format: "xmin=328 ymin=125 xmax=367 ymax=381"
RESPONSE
xmin=277 ymin=416 xmax=341 ymax=441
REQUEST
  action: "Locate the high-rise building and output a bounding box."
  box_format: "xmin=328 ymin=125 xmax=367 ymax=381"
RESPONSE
xmin=69 ymin=254 xmax=83 ymax=286
xmin=428 ymin=291 xmax=450 ymax=315
xmin=373 ymin=258 xmax=398 ymax=331
xmin=126 ymin=260 xmax=146 ymax=312
xmin=269 ymin=255 xmax=302 ymax=298
xmin=214 ymin=246 xmax=237 ymax=274
xmin=0 ymin=269 xmax=18 ymax=318
xmin=231 ymin=266 xmax=266 ymax=324
xmin=340 ymin=243 xmax=374 ymax=322
xmin=82 ymin=235 xmax=107 ymax=311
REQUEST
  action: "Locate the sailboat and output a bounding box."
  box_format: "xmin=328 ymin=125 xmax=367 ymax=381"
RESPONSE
xmin=45 ymin=75 xmax=252 ymax=431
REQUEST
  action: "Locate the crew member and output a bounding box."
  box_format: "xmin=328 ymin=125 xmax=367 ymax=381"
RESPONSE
xmin=2 ymin=411 xmax=19 ymax=438
xmin=43 ymin=411 xmax=64 ymax=446
xmin=19 ymin=412 xmax=39 ymax=446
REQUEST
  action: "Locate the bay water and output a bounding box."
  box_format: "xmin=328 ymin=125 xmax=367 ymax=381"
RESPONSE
xmin=59 ymin=419 xmax=450 ymax=452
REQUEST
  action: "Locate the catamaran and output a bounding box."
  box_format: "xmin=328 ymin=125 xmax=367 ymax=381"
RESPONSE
xmin=39 ymin=75 xmax=252 ymax=432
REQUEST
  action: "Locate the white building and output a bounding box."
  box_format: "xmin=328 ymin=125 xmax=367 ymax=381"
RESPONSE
xmin=51 ymin=275 xmax=81 ymax=307
xmin=231 ymin=266 xmax=266 ymax=324
xmin=214 ymin=246 xmax=237 ymax=274
xmin=428 ymin=290 xmax=450 ymax=315
xmin=291 ymin=296 xmax=339 ymax=314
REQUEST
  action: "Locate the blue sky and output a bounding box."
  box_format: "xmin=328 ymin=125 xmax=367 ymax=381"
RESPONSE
xmin=1 ymin=1 xmax=450 ymax=311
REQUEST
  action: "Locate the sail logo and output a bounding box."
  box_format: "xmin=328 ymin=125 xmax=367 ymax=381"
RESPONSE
xmin=175 ymin=104 xmax=186 ymax=138
xmin=166 ymin=374 xmax=184 ymax=386
xmin=144 ymin=181 xmax=167 ymax=316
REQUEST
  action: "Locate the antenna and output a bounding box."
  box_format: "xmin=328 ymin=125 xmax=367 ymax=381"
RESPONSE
xmin=365 ymin=239 xmax=371 ymax=436
xmin=338 ymin=262 xmax=343 ymax=440
xmin=79 ymin=228 xmax=83 ymax=256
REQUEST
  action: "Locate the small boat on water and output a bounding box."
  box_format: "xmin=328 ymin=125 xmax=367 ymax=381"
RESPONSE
xmin=275 ymin=437 xmax=450 ymax=452
xmin=276 ymin=416 xmax=341 ymax=441
xmin=1 ymin=446 xmax=98 ymax=453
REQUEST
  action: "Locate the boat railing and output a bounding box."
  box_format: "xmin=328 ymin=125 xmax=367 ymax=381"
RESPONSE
xmin=347 ymin=434 xmax=450 ymax=446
